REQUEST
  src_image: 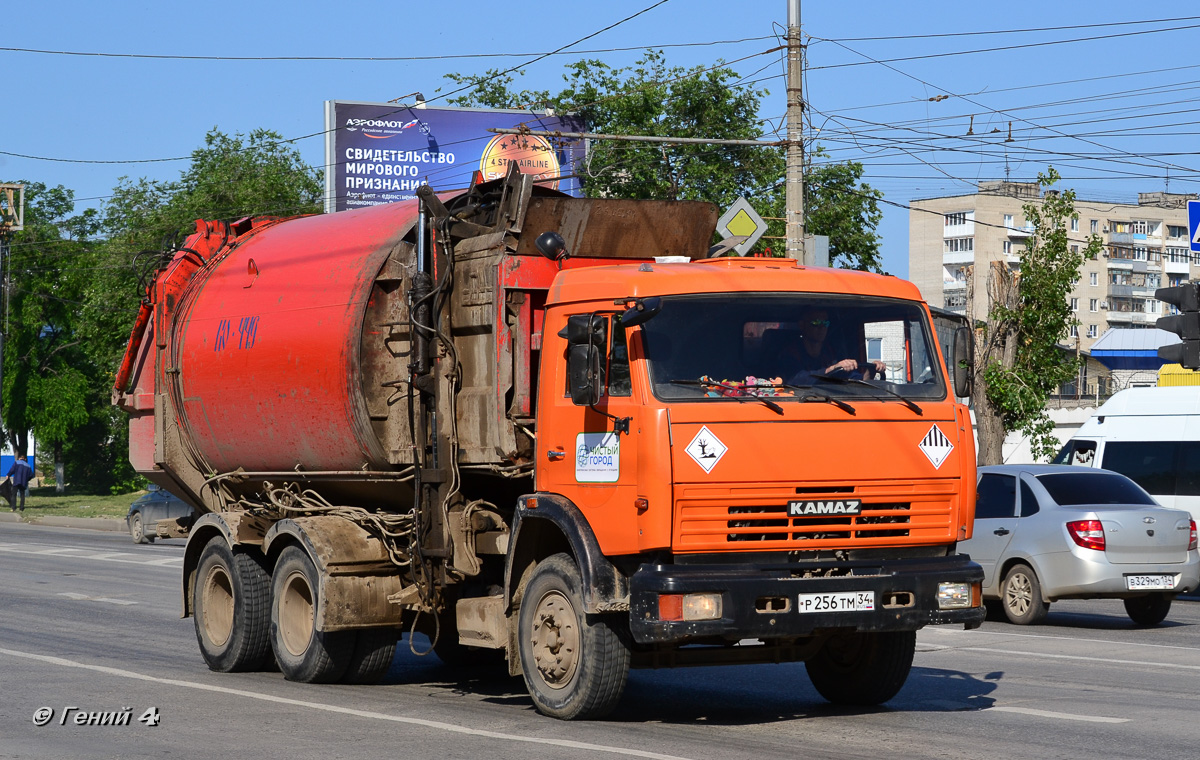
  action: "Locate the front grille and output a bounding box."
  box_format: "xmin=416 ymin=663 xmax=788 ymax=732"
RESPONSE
xmin=727 ymin=503 xmax=910 ymax=542
xmin=675 ymin=481 xmax=957 ymax=552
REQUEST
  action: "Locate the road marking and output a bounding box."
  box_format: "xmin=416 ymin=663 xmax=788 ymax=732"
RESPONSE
xmin=56 ymin=592 xmax=137 ymax=606
xmin=0 ymin=542 xmax=181 ymax=567
xmin=988 ymin=706 xmax=1128 ymax=724
xmin=927 ymin=625 xmax=1200 ymax=654
xmin=0 ymin=647 xmax=694 ymax=760
xmin=956 ymin=646 xmax=1200 ymax=672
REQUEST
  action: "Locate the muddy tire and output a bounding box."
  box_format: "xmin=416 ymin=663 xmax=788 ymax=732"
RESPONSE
xmin=517 ymin=553 xmax=630 ymax=720
xmin=270 ymin=545 xmax=353 ymax=683
xmin=341 ymin=628 xmax=399 ymax=684
xmin=130 ymin=513 xmax=154 ymax=544
xmin=193 ymin=537 xmax=272 ymax=672
xmin=1124 ymin=594 xmax=1172 ymax=626
xmin=805 ymin=630 xmax=915 ymax=706
xmin=1002 ymin=563 xmax=1049 ymax=625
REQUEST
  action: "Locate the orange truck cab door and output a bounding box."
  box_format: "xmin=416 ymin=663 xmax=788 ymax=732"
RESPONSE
xmin=537 ymin=310 xmax=645 ymax=555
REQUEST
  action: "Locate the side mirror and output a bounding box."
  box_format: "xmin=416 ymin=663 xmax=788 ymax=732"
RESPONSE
xmin=619 ymin=296 xmax=661 ymax=328
xmin=558 ymin=314 xmax=607 ymax=406
xmin=951 ymin=326 xmax=973 ymax=398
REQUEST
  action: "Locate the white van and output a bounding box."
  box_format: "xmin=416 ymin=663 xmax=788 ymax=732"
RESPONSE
xmin=1052 ymin=386 xmax=1200 ymax=522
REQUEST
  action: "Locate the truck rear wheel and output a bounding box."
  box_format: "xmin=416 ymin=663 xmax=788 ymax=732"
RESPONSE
xmin=517 ymin=553 xmax=629 ymax=720
xmin=270 ymin=545 xmax=353 ymax=683
xmin=341 ymin=628 xmax=398 ymax=684
xmin=193 ymin=537 xmax=272 ymax=672
xmin=805 ymin=630 xmax=915 ymax=706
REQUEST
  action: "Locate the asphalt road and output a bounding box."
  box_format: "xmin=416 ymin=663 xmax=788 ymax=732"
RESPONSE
xmin=2 ymin=521 xmax=1199 ymax=760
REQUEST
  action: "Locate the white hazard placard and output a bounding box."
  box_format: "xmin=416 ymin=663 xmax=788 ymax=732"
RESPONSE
xmin=576 ymin=432 xmax=620 ymax=482
xmin=918 ymin=424 xmax=954 ymax=469
xmin=685 ymin=426 xmax=728 ymax=473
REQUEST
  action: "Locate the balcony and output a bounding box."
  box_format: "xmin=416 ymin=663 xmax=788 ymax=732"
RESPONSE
xmin=943 ymin=279 xmax=967 ymax=294
xmin=1109 ymin=232 xmax=1135 ymax=244
xmin=1165 ymin=258 xmax=1192 ymax=274
xmin=1006 ymin=224 xmax=1033 ymax=238
xmin=1105 ymin=311 xmax=1157 ymax=326
xmin=943 ymin=251 xmax=975 ymax=265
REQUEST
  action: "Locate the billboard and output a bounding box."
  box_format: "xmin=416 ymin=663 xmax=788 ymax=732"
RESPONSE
xmin=324 ymin=101 xmax=586 ymax=213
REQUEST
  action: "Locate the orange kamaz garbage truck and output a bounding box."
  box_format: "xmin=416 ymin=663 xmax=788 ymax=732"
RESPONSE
xmin=113 ymin=166 xmax=983 ymax=720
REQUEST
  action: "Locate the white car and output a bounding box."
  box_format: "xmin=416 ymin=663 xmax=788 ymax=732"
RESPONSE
xmin=960 ymin=464 xmax=1200 ymax=625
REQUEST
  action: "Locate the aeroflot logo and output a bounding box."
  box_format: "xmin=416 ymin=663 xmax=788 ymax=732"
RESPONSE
xmin=788 ymin=499 xmax=862 ymax=516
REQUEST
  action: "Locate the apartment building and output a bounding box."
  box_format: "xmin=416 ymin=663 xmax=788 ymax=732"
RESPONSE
xmin=909 ymin=181 xmax=1198 ymax=352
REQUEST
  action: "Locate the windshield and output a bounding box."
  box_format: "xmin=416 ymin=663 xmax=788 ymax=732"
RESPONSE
xmin=640 ymin=294 xmax=947 ymax=402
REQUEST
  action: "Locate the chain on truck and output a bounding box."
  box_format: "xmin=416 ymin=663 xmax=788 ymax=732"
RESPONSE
xmin=112 ymin=165 xmax=984 ymax=720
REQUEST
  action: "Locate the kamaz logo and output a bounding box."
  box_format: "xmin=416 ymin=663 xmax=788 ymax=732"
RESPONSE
xmin=788 ymin=499 xmax=862 ymax=516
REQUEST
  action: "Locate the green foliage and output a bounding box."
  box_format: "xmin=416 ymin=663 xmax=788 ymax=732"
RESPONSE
xmin=974 ymin=168 xmax=1103 ymax=463
xmin=444 ymin=53 xmax=883 ymax=269
xmin=4 ymin=128 xmax=322 ymax=492
xmin=2 ymin=182 xmax=100 ymax=460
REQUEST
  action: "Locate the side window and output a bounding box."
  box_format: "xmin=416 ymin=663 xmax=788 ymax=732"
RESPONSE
xmin=1051 ymin=439 xmax=1096 ymax=466
xmin=1175 ymin=442 xmax=1200 ymax=496
xmin=608 ymin=315 xmax=632 ymax=397
xmin=976 ymin=473 xmax=1017 ymax=519
xmin=1019 ymin=480 xmax=1040 ymax=517
xmin=1101 ymin=441 xmax=1177 ymax=496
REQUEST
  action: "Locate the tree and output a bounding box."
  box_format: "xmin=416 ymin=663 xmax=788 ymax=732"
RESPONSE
xmin=971 ymin=168 xmax=1103 ymax=464
xmin=444 ymin=53 xmax=883 ymax=270
xmin=1 ymin=182 xmax=102 ymax=492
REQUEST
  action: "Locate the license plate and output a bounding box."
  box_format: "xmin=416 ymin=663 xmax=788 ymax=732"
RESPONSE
xmin=797 ymin=591 xmax=875 ymax=613
xmin=1125 ymin=574 xmax=1175 ymax=590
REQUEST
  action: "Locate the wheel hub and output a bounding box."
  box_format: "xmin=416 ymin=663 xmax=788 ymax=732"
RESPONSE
xmin=1006 ymin=574 xmax=1032 ymax=616
xmin=529 ymin=590 xmax=578 ymax=689
xmin=280 ymin=570 xmax=315 ymax=657
xmin=200 ymin=565 xmax=234 ymax=647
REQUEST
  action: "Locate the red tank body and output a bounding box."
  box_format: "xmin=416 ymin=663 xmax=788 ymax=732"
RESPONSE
xmin=170 ymin=203 xmax=417 ymax=473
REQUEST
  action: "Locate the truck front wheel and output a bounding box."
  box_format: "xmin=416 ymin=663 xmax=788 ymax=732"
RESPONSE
xmin=193 ymin=537 xmax=272 ymax=672
xmin=517 ymin=553 xmax=630 ymax=720
xmin=805 ymin=630 xmax=916 ymax=706
xmin=270 ymin=545 xmax=353 ymax=683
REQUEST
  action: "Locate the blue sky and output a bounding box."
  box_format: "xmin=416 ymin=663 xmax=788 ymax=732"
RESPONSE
xmin=5 ymin=1 xmax=1200 ymax=277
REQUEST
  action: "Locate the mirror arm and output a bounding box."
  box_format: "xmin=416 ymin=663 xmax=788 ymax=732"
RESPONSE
xmin=589 ymin=404 xmax=632 ymax=436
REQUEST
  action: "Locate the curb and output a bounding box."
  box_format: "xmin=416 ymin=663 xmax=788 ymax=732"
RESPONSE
xmin=0 ymin=512 xmax=126 ymax=532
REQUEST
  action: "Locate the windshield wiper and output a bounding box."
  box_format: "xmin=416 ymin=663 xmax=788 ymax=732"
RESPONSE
xmin=789 ymin=389 xmax=856 ymax=415
xmin=811 ymin=374 xmax=924 ymax=415
xmin=669 ymin=379 xmax=784 ymax=415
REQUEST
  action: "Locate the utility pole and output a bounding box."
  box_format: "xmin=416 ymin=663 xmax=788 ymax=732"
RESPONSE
xmin=785 ymin=0 xmax=807 ymax=263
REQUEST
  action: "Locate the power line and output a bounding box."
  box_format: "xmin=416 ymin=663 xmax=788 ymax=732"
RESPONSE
xmin=823 ymin=15 xmax=1200 ymax=42
xmin=0 ymin=35 xmax=773 ymax=62
xmin=809 ymin=23 xmax=1200 ymax=71
xmin=0 ymin=0 xmax=681 ymax=167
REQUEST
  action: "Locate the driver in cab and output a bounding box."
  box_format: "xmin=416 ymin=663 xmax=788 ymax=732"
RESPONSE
xmin=783 ymin=308 xmax=885 ymax=385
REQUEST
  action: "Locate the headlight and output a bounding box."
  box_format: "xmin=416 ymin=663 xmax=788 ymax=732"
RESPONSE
xmin=937 ymin=582 xmax=973 ymax=609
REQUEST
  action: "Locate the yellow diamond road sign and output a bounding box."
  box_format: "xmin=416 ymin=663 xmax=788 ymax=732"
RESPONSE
xmin=716 ymin=196 xmax=766 ymax=255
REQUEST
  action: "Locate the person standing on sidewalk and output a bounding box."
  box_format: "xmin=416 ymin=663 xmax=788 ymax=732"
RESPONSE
xmin=7 ymin=454 xmax=33 ymax=511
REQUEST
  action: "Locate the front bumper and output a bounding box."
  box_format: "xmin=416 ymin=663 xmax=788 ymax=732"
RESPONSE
xmin=629 ymin=554 xmax=985 ymax=644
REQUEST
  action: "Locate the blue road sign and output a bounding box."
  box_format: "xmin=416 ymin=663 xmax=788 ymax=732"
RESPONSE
xmin=1190 ymin=199 xmax=1200 ymax=253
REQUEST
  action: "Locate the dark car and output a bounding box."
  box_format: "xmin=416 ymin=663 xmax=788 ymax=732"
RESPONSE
xmin=126 ymin=485 xmax=194 ymax=544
